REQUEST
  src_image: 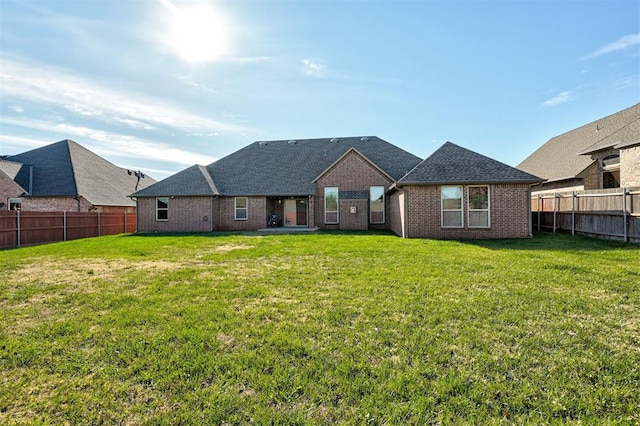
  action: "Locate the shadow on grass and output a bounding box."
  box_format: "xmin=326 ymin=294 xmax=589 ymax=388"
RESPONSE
xmin=458 ymin=231 xmax=639 ymax=252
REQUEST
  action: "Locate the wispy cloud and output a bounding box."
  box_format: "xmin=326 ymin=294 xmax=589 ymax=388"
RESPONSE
xmin=9 ymin=105 xmax=24 ymax=113
xmin=542 ymin=91 xmax=573 ymax=107
xmin=0 ymin=55 xmax=253 ymax=135
xmin=0 ymin=116 xmax=216 ymax=168
xmin=303 ymin=58 xmax=327 ymax=77
xmin=584 ymin=33 xmax=640 ymax=59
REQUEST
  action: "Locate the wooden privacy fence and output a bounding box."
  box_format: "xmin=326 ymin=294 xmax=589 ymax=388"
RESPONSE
xmin=531 ymin=187 xmax=640 ymax=242
xmin=0 ymin=211 xmax=136 ymax=249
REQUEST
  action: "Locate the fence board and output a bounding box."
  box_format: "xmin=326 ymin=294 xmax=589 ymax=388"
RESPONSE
xmin=0 ymin=211 xmax=137 ymax=249
xmin=532 ymin=187 xmax=640 ymax=242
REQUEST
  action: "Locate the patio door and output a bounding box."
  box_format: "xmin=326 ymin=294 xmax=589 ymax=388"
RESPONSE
xmin=284 ymin=199 xmax=308 ymax=227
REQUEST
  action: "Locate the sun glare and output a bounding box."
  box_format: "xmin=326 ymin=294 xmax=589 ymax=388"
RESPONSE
xmin=169 ymin=4 xmax=229 ymax=63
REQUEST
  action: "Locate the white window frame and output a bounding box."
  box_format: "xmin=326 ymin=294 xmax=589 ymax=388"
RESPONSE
xmin=8 ymin=198 xmax=22 ymax=211
xmin=324 ymin=187 xmax=339 ymax=224
xmin=156 ymin=197 xmax=169 ymax=221
xmin=235 ymin=197 xmax=248 ymax=220
xmin=370 ymin=186 xmax=385 ymax=224
xmin=467 ymin=185 xmax=490 ymax=228
xmin=441 ymin=186 xmax=463 ymax=228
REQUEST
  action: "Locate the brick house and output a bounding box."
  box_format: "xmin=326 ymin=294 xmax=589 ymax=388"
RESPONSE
xmin=0 ymin=139 xmax=155 ymax=212
xmin=133 ymin=137 xmax=542 ymax=239
xmin=518 ymin=103 xmax=640 ymax=194
xmin=389 ymin=142 xmax=542 ymax=239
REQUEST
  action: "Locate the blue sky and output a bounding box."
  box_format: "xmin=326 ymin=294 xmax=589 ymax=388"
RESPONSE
xmin=1 ymin=0 xmax=638 ymax=179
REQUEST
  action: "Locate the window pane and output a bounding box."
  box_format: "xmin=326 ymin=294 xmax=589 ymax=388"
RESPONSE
xmin=443 ymin=211 xmax=462 ymax=227
xmin=370 ymin=186 xmax=384 ymax=223
xmin=235 ymin=197 xmax=247 ymax=209
xmin=469 ymin=187 xmax=488 ymax=209
xmin=442 ymin=186 xmax=462 ymax=209
xmin=325 ymin=212 xmax=338 ymax=223
xmin=157 ymin=197 xmax=168 ymax=209
xmin=370 ymin=211 xmax=384 ymax=223
xmin=325 ymin=188 xmax=338 ymax=211
xmin=469 ymin=211 xmax=488 ymax=227
xmin=236 ymin=209 xmax=247 ymax=220
xmin=157 ymin=210 xmax=168 ymax=220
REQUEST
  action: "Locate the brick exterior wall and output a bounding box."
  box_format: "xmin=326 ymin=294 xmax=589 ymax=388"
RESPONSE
xmin=215 ymin=196 xmax=267 ymax=231
xmin=137 ymin=196 xmax=272 ymax=233
xmin=620 ymin=146 xmax=640 ymax=187
xmin=581 ymin=162 xmax=600 ymax=191
xmin=137 ymin=196 xmax=214 ymax=233
xmin=19 ymin=197 xmax=92 ymax=212
xmin=1 ymin=173 xmax=25 ymax=210
xmin=389 ymin=191 xmax=406 ymax=237
xmin=398 ymin=183 xmax=532 ymax=239
xmin=314 ymin=150 xmax=393 ymax=230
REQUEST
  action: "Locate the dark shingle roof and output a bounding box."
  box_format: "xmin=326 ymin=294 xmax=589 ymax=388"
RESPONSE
xmin=132 ymin=164 xmax=219 ymax=197
xmin=133 ymin=136 xmax=423 ymax=197
xmin=6 ymin=140 xmax=156 ymax=206
xmin=518 ymin=103 xmax=640 ymax=182
xmin=398 ymin=142 xmax=542 ymax=185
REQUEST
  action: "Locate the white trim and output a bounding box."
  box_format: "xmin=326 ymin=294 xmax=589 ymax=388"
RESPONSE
xmin=467 ymin=185 xmax=490 ymax=228
xmin=369 ymin=186 xmax=385 ymax=224
xmin=156 ymin=197 xmax=169 ymax=221
xmin=441 ymin=185 xmax=463 ymax=228
xmin=235 ymin=197 xmax=248 ymax=220
xmin=324 ymin=187 xmax=339 ymax=224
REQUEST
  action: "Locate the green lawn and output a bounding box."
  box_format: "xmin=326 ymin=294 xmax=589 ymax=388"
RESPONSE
xmin=1 ymin=232 xmax=638 ymax=424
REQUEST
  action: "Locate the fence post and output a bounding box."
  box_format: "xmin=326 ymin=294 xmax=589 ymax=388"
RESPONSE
xmin=17 ymin=210 xmax=21 ymax=248
xmin=63 ymin=211 xmax=67 ymax=241
xmin=553 ymin=193 xmax=558 ymax=233
xmin=571 ymin=192 xmax=575 ymax=236
xmin=623 ymin=187 xmax=628 ymax=243
xmin=537 ymin=195 xmax=541 ymax=232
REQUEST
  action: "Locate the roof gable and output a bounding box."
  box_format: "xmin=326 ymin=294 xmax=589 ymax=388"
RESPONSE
xmin=399 ymin=142 xmax=542 ymax=185
xmin=138 ymin=136 xmax=422 ymax=197
xmin=518 ymin=103 xmax=640 ymax=181
xmin=312 ymin=147 xmax=394 ymax=183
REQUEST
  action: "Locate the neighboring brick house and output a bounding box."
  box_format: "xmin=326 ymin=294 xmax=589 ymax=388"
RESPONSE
xmin=390 ymin=142 xmax=542 ymax=239
xmin=0 ymin=139 xmax=155 ymax=212
xmin=133 ymin=137 xmax=542 ymax=239
xmin=518 ymin=103 xmax=640 ymax=194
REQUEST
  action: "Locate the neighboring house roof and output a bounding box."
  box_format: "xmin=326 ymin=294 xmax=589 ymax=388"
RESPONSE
xmin=133 ymin=136 xmax=423 ymax=197
xmin=580 ymin=118 xmax=640 ymax=154
xmin=5 ymin=139 xmax=156 ymax=206
xmin=518 ymin=103 xmax=640 ymax=182
xmin=0 ymin=159 xmax=27 ymax=181
xmin=398 ymin=142 xmax=542 ymax=186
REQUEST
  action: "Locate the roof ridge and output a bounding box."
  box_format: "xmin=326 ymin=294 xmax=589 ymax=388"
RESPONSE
xmin=197 ymin=164 xmax=219 ymax=194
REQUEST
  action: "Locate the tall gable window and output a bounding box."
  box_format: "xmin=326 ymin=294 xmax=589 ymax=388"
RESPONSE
xmin=325 ymin=187 xmax=339 ymax=224
xmin=235 ymin=197 xmax=248 ymax=220
xmin=468 ymin=186 xmax=490 ymax=227
xmin=441 ymin=186 xmax=463 ymax=227
xmin=370 ymin=186 xmax=385 ymax=224
xmin=156 ymin=197 xmax=168 ymax=221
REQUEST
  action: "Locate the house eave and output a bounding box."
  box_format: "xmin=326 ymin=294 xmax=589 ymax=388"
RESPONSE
xmin=396 ymin=179 xmax=544 ymax=187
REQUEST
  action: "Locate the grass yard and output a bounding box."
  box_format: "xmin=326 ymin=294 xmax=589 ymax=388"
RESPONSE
xmin=0 ymin=232 xmax=638 ymax=424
